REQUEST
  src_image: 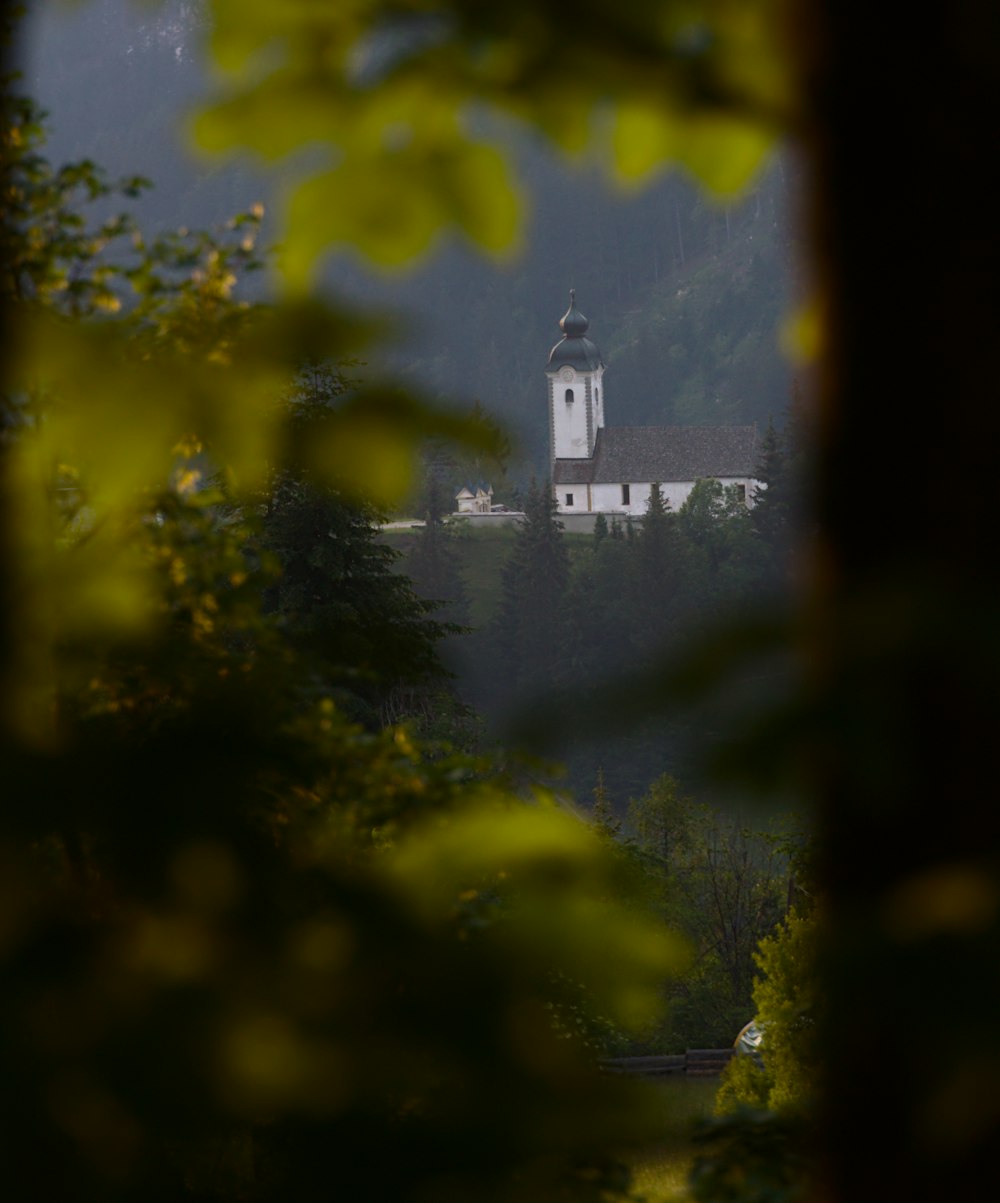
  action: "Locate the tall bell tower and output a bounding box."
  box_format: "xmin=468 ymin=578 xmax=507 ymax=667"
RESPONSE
xmin=545 ymin=290 xmax=605 ymax=466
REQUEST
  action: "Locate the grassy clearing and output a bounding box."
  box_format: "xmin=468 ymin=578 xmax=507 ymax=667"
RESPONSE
xmin=448 ymin=523 xmax=519 ymax=626
xmin=451 ymin=524 xmax=593 ymax=626
xmin=629 ymin=1077 xmax=718 ymax=1202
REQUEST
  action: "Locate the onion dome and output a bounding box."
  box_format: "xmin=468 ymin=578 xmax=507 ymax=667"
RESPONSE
xmin=559 ymin=289 xmax=590 ymax=337
xmin=547 ymin=288 xmax=603 ymax=371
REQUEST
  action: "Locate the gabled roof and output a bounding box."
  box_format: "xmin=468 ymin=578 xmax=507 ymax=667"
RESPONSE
xmin=455 ymin=481 xmax=493 ymax=498
xmin=552 ymin=426 xmax=758 ymax=485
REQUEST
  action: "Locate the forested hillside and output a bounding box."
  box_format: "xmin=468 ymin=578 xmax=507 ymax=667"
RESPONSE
xmin=389 ymin=428 xmax=804 ymax=809
xmin=21 ymin=0 xmax=799 ymax=480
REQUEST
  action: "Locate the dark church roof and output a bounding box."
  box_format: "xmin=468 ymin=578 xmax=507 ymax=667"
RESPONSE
xmin=552 ymin=425 xmax=758 ymax=485
xmin=546 ymin=290 xmax=604 ymax=372
xmin=547 ymin=336 xmax=603 ymax=371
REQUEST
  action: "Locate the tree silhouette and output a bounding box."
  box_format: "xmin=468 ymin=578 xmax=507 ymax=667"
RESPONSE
xmin=493 ymin=479 xmax=570 ymax=699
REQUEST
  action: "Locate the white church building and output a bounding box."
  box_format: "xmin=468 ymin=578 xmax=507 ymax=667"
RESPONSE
xmin=547 ymin=291 xmax=759 ymax=516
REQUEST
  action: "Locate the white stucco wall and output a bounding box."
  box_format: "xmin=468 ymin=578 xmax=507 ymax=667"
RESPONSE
xmin=556 ymin=477 xmax=755 ymax=515
xmin=556 ymin=483 xmax=587 ymax=512
xmin=592 ymin=373 xmax=605 ymax=433
xmin=548 ymin=364 xmax=604 ymax=459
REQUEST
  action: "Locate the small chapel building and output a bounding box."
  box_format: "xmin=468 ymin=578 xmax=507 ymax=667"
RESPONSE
xmin=454 ymin=482 xmax=494 ymax=514
xmin=547 ymin=291 xmax=759 ymax=516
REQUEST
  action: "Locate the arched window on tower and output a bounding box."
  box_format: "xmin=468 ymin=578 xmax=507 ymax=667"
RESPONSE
xmin=595 ymin=388 xmax=600 ymax=405
xmin=565 ymin=388 xmax=574 ymax=403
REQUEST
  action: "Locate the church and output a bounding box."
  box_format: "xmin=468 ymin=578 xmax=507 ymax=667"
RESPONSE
xmin=547 ymin=292 xmax=759 ymax=516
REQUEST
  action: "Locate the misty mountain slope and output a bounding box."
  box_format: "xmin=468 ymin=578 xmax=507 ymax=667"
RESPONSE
xmin=601 ymin=163 xmax=800 ymax=434
xmin=358 ymin=147 xmax=799 ymax=478
xmin=20 ymin=0 xmax=800 ymax=476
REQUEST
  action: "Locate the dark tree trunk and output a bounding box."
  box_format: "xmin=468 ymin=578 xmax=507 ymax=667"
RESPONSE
xmin=801 ymin=3 xmax=1000 ymax=1198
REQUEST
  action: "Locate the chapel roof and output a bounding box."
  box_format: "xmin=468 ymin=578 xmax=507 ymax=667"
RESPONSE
xmin=454 ymin=481 xmax=493 ymax=497
xmin=552 ymin=425 xmax=758 ymax=485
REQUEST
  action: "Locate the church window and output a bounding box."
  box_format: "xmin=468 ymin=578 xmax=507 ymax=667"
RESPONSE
xmin=595 ymin=388 xmax=600 ymax=405
xmin=565 ymin=388 xmax=574 ymax=403
xmin=735 ymin=483 xmax=747 ymax=503
xmin=565 ymin=493 xmax=574 ymax=507
xmin=621 ymin=483 xmax=630 ymax=505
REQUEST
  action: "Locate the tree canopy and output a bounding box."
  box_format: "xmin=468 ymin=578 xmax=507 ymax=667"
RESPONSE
xmin=0 ymin=57 xmax=684 ymax=1202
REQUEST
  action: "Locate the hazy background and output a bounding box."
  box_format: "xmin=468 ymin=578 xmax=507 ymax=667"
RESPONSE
xmin=19 ymin=0 xmax=801 ymax=486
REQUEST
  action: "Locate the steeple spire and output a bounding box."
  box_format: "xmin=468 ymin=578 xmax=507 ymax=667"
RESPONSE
xmin=559 ymin=289 xmax=590 ymax=338
xmin=547 ymin=290 xmax=602 ymax=370
xmin=545 ymin=291 xmax=607 ymax=465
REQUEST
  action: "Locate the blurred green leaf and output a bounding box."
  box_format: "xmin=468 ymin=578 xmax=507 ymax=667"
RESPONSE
xmin=195 ymin=0 xmax=788 ymax=270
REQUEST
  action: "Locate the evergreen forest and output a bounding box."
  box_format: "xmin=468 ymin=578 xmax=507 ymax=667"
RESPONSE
xmin=393 ymin=456 xmax=804 ymax=808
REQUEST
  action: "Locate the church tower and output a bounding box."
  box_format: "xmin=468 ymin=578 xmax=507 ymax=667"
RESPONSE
xmin=546 ymin=290 xmax=605 ymax=465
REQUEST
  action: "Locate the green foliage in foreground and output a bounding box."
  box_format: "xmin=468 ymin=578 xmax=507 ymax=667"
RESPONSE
xmin=688 ymin=1109 xmax=810 ymax=1203
xmin=715 ymin=908 xmax=819 ymax=1117
xmin=197 ymin=0 xmax=787 ymax=286
xmin=0 ymin=90 xmax=688 ymax=1202
xmin=696 ymin=908 xmax=819 ymax=1202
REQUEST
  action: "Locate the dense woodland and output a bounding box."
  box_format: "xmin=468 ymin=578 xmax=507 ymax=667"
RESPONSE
xmin=391 ymin=460 xmax=813 ymax=1058
xmin=392 ymin=432 xmax=804 ymax=804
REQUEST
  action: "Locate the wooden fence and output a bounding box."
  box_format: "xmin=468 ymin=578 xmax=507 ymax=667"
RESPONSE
xmin=601 ymin=1049 xmax=734 ymax=1078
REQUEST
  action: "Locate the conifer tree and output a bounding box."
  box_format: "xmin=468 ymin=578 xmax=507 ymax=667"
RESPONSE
xmin=645 ymin=481 xmax=669 ymax=522
xmin=591 ymin=766 xmax=620 ymax=838
xmin=257 ymin=374 xmax=453 ymax=729
xmin=751 ymin=418 xmax=785 ymax=512
xmin=564 ymin=514 xmax=634 ymax=685
xmin=406 ymin=473 xmax=470 ymax=630
xmin=493 ymin=479 xmax=570 ymax=697
xmin=751 ymin=417 xmax=803 ymax=587
xmin=637 ymin=482 xmax=670 ymax=557
xmin=628 ymin=482 xmax=688 ymax=651
xmin=593 ymin=510 xmax=609 ymax=547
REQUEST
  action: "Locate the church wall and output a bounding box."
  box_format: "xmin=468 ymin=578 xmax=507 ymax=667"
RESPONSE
xmin=548 ymin=369 xmax=591 ymax=459
xmin=592 ymin=367 xmax=605 ymax=433
xmin=548 ymin=366 xmax=602 ymax=459
xmin=579 ymin=477 xmax=755 ymax=515
xmin=589 ymin=481 xmax=689 ymax=515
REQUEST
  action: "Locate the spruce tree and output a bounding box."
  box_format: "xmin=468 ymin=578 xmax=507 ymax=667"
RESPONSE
xmin=751 ymin=417 xmax=803 ymax=587
xmin=406 ymin=473 xmax=470 ymax=630
xmin=593 ymin=510 xmax=609 ymax=547
xmin=628 ymin=482 xmax=688 ymax=651
xmin=591 ymin=767 xmax=620 ymax=838
xmin=493 ymin=479 xmax=570 ymax=697
xmin=751 ymin=418 xmax=785 ymax=517
xmin=639 ymin=482 xmax=670 ymax=550
xmin=258 ymin=377 xmax=452 ymax=728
